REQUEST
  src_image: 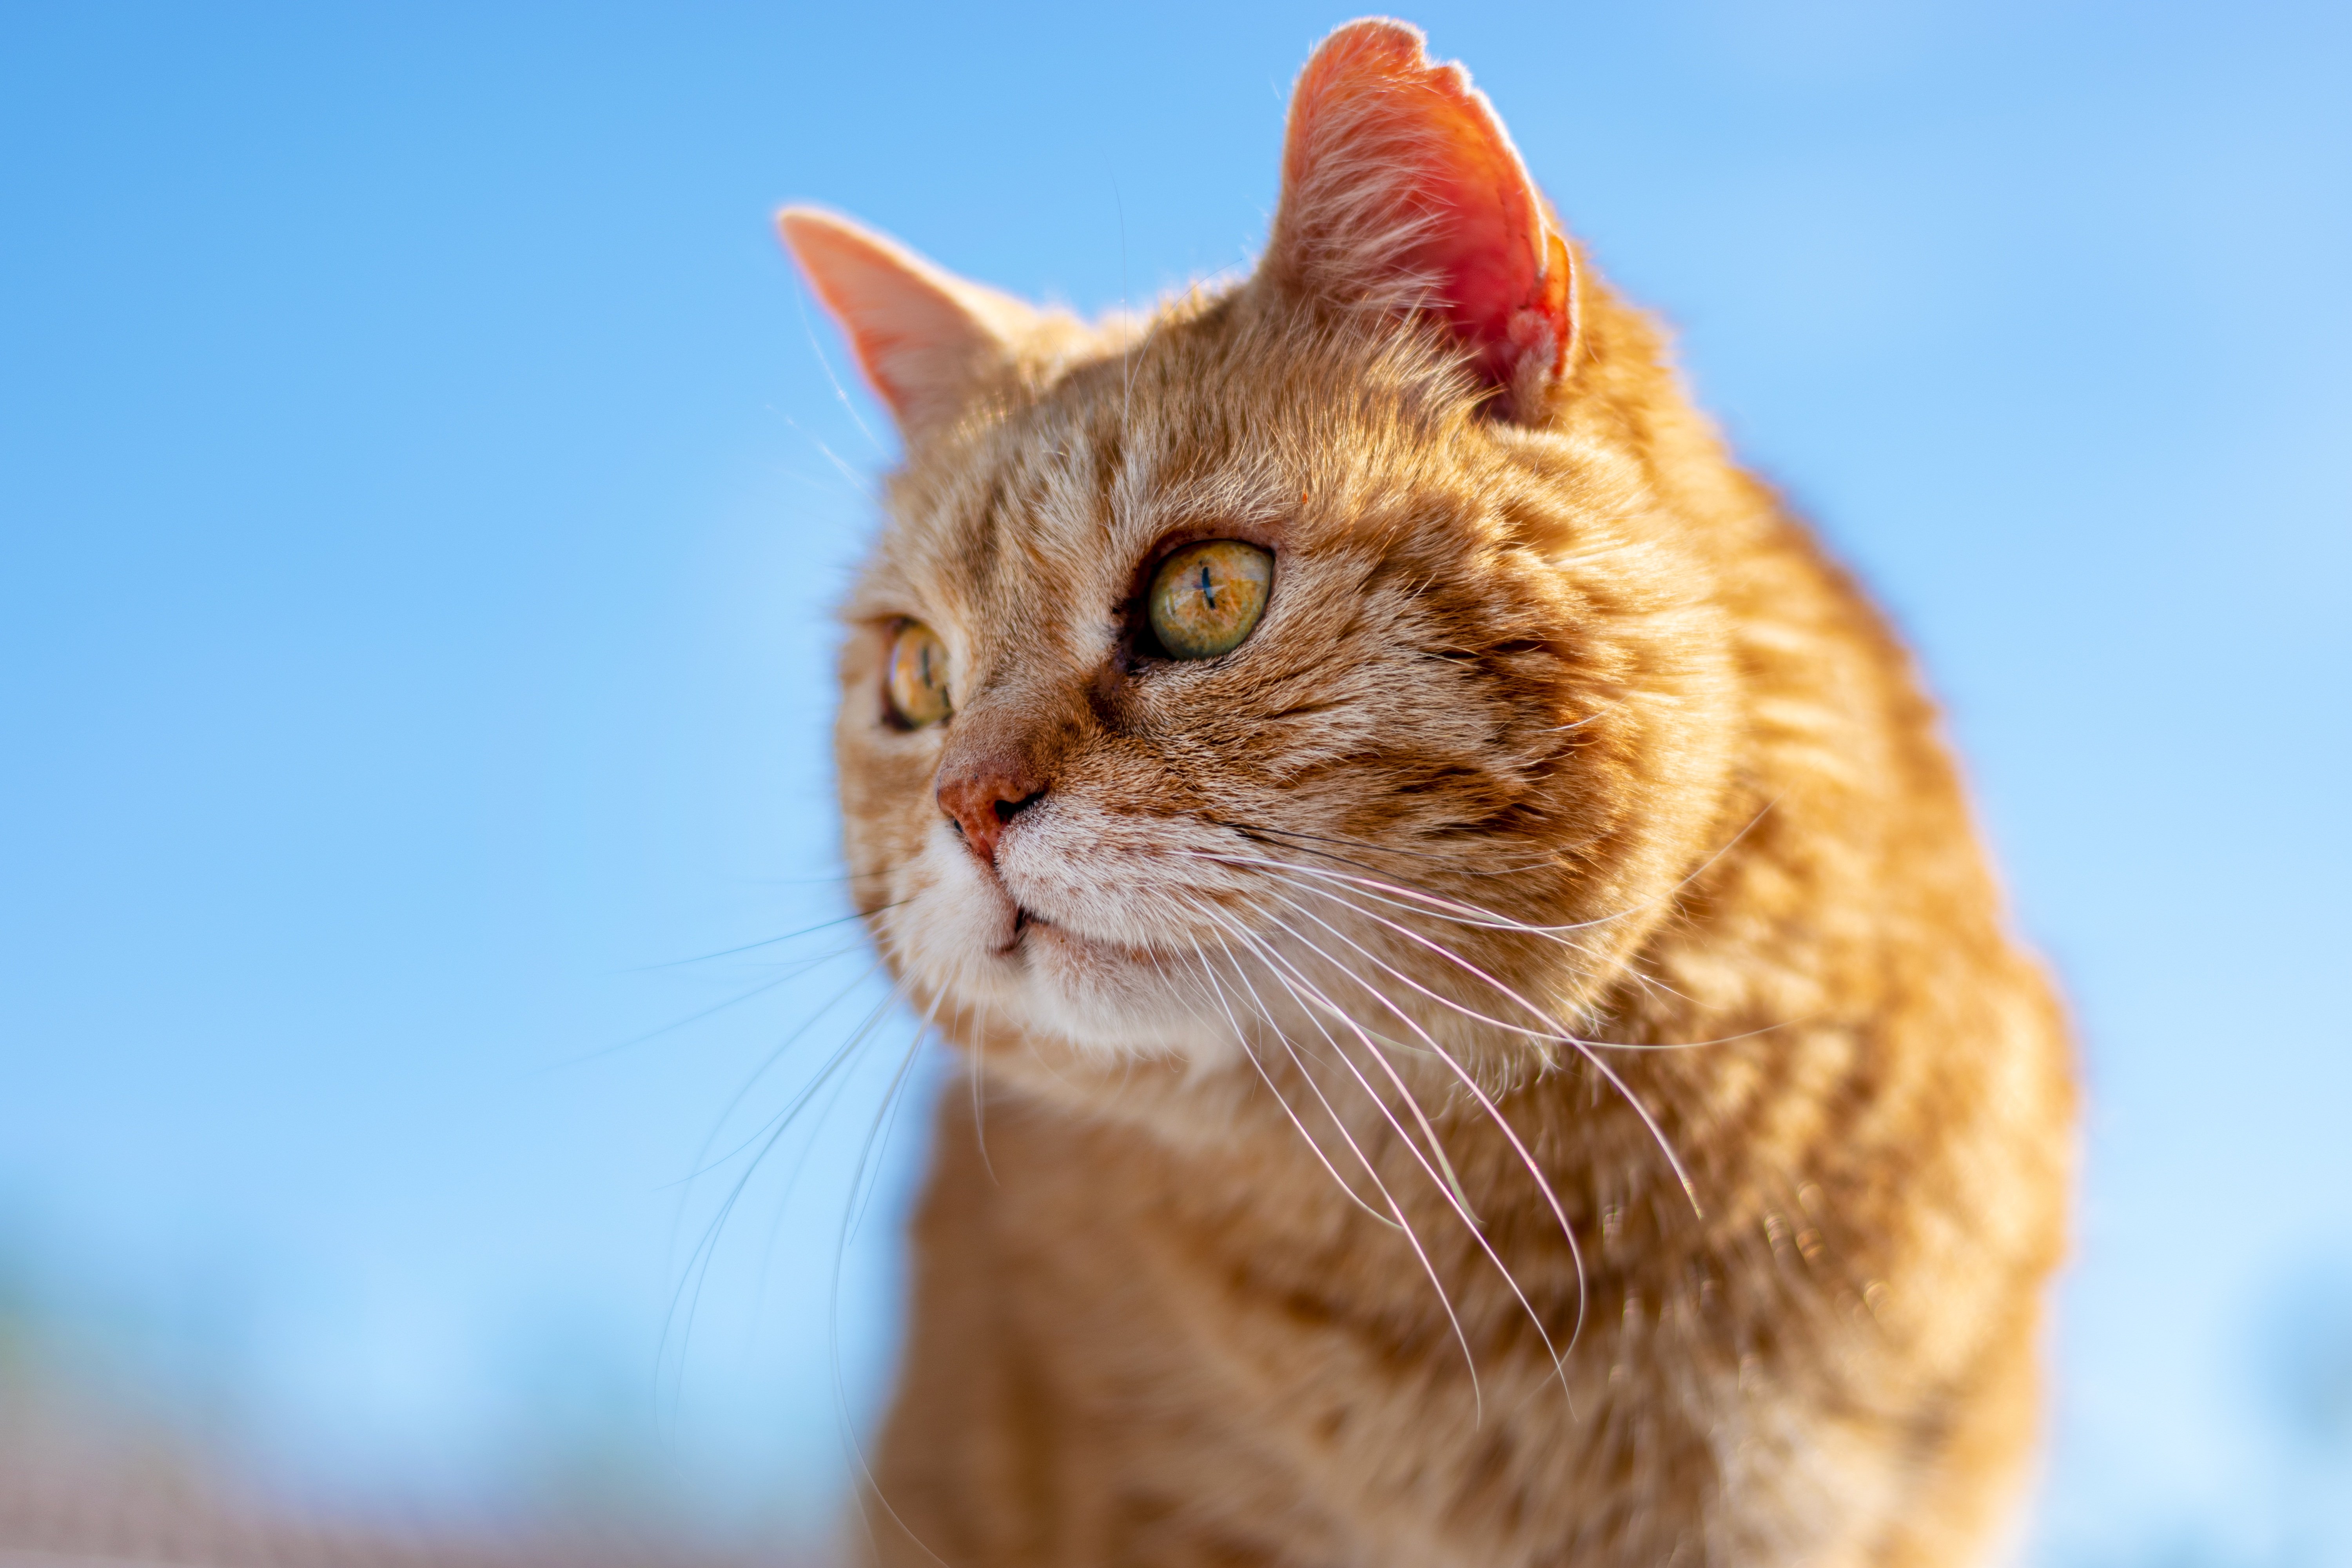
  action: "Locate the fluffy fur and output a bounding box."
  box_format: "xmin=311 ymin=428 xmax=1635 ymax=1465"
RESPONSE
xmin=784 ymin=19 xmax=2074 ymax=1568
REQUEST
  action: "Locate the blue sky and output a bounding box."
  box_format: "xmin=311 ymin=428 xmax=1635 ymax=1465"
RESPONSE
xmin=2 ymin=0 xmax=2347 ymax=1557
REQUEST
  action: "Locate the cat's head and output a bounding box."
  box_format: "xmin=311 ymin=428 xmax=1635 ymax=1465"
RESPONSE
xmin=784 ymin=21 xmax=1740 ymax=1085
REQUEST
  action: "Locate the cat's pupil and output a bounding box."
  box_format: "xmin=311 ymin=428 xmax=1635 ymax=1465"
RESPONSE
xmin=1199 ymin=565 xmax=1216 ymax=608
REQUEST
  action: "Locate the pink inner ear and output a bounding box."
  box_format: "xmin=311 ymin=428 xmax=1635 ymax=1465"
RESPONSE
xmin=778 ymin=207 xmax=1038 ymax=436
xmin=1282 ymin=21 xmax=1573 ymax=387
xmin=778 ymin=210 xmax=968 ymax=421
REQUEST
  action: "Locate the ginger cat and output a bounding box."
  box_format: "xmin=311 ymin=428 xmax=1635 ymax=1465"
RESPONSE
xmin=779 ymin=19 xmax=2074 ymax=1568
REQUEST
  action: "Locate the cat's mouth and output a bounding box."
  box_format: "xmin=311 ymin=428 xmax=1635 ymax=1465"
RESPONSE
xmin=1007 ymin=902 xmax=1081 ymax=952
xmin=1001 ymin=898 xmax=1160 ymax=967
xmin=995 ymin=898 xmax=1061 ymax=958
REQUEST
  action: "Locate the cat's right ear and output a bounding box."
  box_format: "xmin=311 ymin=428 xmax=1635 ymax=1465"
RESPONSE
xmin=777 ymin=208 xmax=1036 ymax=438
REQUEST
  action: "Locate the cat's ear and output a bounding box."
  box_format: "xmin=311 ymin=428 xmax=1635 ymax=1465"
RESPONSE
xmin=1263 ymin=19 xmax=1576 ymax=415
xmin=777 ymin=207 xmax=1037 ymax=437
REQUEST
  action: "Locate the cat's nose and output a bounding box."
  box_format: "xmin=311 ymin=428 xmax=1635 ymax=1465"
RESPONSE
xmin=936 ymin=753 xmax=1049 ymax=868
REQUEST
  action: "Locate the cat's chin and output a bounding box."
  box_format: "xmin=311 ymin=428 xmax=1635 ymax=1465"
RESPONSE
xmin=1013 ymin=906 xmax=1153 ymax=968
xmin=990 ymin=914 xmax=1238 ymax=1065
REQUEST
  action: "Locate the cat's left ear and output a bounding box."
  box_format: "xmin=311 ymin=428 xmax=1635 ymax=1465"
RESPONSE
xmin=1261 ymin=19 xmax=1576 ymax=418
xmin=778 ymin=207 xmax=1037 ymax=439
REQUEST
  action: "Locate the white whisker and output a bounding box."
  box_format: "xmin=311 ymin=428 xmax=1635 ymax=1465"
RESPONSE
xmin=1243 ymin=869 xmax=1704 ymax=1220
xmin=1236 ymin=887 xmax=1590 ymax=1356
xmin=1219 ymin=895 xmax=1585 ymax=1379
xmin=1192 ymin=898 xmax=1587 ymax=1413
xmin=832 ymin=995 xmax=955 ymax=1568
xmin=1186 ymin=901 xmax=1490 ymax=1406
xmin=1174 ymin=912 xmax=1397 ymax=1231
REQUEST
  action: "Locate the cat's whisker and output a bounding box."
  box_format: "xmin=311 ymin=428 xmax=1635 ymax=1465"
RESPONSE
xmin=942 ymin=945 xmax=1000 ymax=1185
xmin=1536 ymin=709 xmax=1610 ymax=733
xmin=633 ymin=900 xmax=910 ymax=971
xmin=1195 ymin=898 xmax=1578 ymax=1409
xmin=1212 ymin=903 xmax=1477 ymax=1215
xmin=1190 ymin=898 xmax=1446 ymax=1226
xmin=1214 ymin=818 xmax=1560 ymax=877
xmin=1187 ymin=847 xmax=1589 ymax=941
xmin=833 ymin=993 xmax=960 ymax=1568
xmin=1263 ymin=878 xmax=1740 ymax=1051
xmin=1225 ymin=894 xmax=1585 ymax=1380
xmin=1197 ymin=850 xmax=1619 ymax=944
xmin=840 ymin=990 xmax=946 ymax=1256
xmin=1185 ymin=904 xmax=1489 ymax=1379
xmin=1174 ymin=911 xmax=1397 ymax=1231
xmin=669 ymin=959 xmax=891 ymax=1189
xmin=1203 ymin=850 xmax=1685 ymax=1057
xmin=551 ymin=942 xmax=873 ymax=1073
xmin=1619 ymin=961 xmax=1690 ymax=1009
xmin=1232 ymin=950 xmax=1586 ymax=1419
xmin=1237 ymin=869 xmax=1702 ymax=1220
xmin=1232 ymin=887 xmax=1591 ymax=1361
xmin=1235 ymin=868 xmax=1603 ymax=1049
xmin=775 ymin=409 xmax=886 ymax=506
xmin=659 ymin=967 xmax=915 ymax=1412
xmin=1214 ymin=793 xmax=1780 ymax=944
xmin=1194 ymin=857 xmax=1792 ymax=1055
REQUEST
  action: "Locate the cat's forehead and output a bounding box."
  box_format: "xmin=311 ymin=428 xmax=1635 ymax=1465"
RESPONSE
xmin=853 ymin=303 xmax=1469 ymax=628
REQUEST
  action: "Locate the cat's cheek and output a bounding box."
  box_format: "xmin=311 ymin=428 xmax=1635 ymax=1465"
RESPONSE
xmin=907 ymin=820 xmax=1022 ymax=952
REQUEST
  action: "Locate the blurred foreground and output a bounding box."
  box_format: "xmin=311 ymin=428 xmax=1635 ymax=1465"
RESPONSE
xmin=2 ymin=1196 xmax=2347 ymax=1566
xmin=0 ymin=1215 xmax=833 ymax=1566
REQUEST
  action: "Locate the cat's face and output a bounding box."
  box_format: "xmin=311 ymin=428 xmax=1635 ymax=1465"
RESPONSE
xmin=792 ymin=22 xmax=1737 ymax=1080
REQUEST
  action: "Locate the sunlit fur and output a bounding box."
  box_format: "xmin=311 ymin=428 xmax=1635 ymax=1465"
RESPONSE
xmin=813 ymin=23 xmax=2075 ymax=1568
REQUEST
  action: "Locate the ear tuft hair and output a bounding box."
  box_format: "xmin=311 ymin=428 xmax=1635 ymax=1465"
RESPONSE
xmin=1264 ymin=19 xmax=1575 ymax=412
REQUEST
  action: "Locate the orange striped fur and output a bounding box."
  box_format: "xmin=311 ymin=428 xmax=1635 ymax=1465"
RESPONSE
xmin=783 ymin=19 xmax=2074 ymax=1567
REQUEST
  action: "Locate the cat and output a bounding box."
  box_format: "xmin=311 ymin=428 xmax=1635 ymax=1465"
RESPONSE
xmin=779 ymin=18 xmax=2075 ymax=1568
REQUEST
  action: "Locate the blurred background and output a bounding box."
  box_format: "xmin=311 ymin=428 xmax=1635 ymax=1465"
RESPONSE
xmin=2 ymin=1 xmax=2347 ymax=1563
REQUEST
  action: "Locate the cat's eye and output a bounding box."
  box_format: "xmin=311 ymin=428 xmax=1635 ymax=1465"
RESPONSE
xmin=886 ymin=620 xmax=953 ymax=728
xmin=1147 ymin=540 xmax=1273 ymax=661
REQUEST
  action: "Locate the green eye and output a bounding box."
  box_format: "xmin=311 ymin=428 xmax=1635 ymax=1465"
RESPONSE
xmin=1147 ymin=539 xmax=1273 ymax=660
xmin=886 ymin=620 xmax=952 ymax=728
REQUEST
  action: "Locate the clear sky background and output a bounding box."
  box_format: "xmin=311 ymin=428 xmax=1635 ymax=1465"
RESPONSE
xmin=2 ymin=0 xmax=2347 ymax=1560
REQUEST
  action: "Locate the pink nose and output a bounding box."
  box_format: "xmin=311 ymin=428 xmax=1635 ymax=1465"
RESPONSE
xmin=936 ymin=753 xmax=1049 ymax=867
